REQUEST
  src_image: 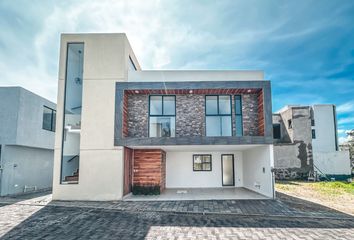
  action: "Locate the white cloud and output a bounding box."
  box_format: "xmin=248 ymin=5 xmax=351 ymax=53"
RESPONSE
xmin=338 ymin=117 xmax=354 ymax=125
xmin=337 ymin=101 xmax=354 ymax=113
xmin=338 ymin=136 xmax=348 ymax=144
xmin=337 ymin=129 xmax=346 ymax=134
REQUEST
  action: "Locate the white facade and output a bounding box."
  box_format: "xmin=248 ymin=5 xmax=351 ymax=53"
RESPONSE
xmin=53 ymin=33 xmax=274 ymax=201
xmin=141 ymin=145 xmax=274 ymax=198
xmin=313 ymin=151 xmax=351 ymax=176
xmin=312 ymin=105 xmax=338 ymax=152
xmin=128 ymin=70 xmax=264 ymax=82
xmin=53 ymin=34 xmax=140 ymax=201
xmin=166 ymin=151 xmax=244 ymax=188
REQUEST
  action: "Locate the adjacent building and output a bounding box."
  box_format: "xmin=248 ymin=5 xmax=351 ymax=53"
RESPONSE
xmin=0 ymin=87 xmax=56 ymax=196
xmin=273 ymin=105 xmax=351 ymax=180
xmin=52 ymin=33 xmax=275 ymax=201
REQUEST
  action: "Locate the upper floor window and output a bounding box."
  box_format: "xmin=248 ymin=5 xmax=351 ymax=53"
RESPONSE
xmin=235 ymin=95 xmax=243 ymax=136
xmin=311 ymin=119 xmax=315 ymax=126
xmin=42 ymin=106 xmax=56 ymax=132
xmin=312 ymin=129 xmax=316 ymax=139
xmin=149 ymin=95 xmax=176 ymax=137
xmin=273 ymin=124 xmax=281 ymax=139
xmin=205 ymin=95 xmax=232 ymax=136
xmin=288 ymin=119 xmax=292 ymax=129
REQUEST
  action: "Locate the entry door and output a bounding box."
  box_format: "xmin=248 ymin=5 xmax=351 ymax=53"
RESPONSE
xmin=222 ymin=154 xmax=234 ymax=186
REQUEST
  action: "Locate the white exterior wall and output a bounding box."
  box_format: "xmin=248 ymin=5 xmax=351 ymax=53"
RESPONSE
xmin=312 ymin=105 xmax=338 ymax=152
xmin=243 ymin=145 xmax=274 ymax=198
xmin=313 ymin=151 xmax=351 ymax=175
xmin=128 ymin=70 xmax=264 ymax=82
xmin=166 ymin=151 xmax=243 ymax=188
xmin=0 ymin=145 xmax=53 ymax=196
xmin=53 ymin=33 xmax=140 ymax=201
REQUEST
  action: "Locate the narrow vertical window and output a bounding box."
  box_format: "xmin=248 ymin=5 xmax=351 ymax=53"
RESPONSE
xmin=312 ymin=129 xmax=316 ymax=139
xmin=129 ymin=56 xmax=137 ymax=71
xmin=273 ymin=124 xmax=281 ymax=139
xmin=149 ymin=95 xmax=176 ymax=137
xmin=235 ymin=95 xmax=243 ymax=136
xmin=205 ymin=95 xmax=232 ymax=136
xmin=288 ymin=119 xmax=292 ymax=129
xmin=61 ymin=43 xmax=84 ymax=184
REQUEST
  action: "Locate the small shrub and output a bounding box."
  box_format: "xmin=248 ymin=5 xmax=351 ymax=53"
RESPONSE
xmin=132 ymin=185 xmax=160 ymax=195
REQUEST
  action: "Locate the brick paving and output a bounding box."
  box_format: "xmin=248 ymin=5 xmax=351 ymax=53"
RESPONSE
xmin=0 ymin=192 xmax=353 ymax=239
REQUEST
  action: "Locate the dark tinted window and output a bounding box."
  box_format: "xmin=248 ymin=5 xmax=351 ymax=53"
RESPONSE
xmin=273 ymin=124 xmax=281 ymax=139
xmin=42 ymin=106 xmax=56 ymax=132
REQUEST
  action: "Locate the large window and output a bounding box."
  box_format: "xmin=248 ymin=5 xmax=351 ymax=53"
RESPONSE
xmin=60 ymin=43 xmax=84 ymax=184
xmin=235 ymin=95 xmax=243 ymax=136
xmin=193 ymin=154 xmax=212 ymax=171
xmin=205 ymin=95 xmax=232 ymax=136
xmin=42 ymin=106 xmax=56 ymax=132
xmin=149 ymin=95 xmax=176 ymax=137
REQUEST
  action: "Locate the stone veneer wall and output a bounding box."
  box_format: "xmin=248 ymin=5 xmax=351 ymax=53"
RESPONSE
xmin=175 ymin=95 xmax=205 ymax=137
xmin=127 ymin=94 xmax=149 ymax=138
xmin=242 ymin=94 xmax=260 ymax=136
xmin=127 ymin=94 xmax=261 ymax=138
xmin=133 ymin=149 xmax=166 ymax=192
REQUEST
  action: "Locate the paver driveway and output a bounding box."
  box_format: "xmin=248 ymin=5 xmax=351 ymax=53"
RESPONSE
xmin=0 ymin=192 xmax=353 ymax=240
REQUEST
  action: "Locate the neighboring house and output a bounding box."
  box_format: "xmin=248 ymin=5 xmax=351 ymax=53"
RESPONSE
xmin=273 ymin=105 xmax=351 ymax=180
xmin=339 ymin=129 xmax=354 ymax=175
xmin=0 ymin=87 xmax=56 ymax=196
xmin=52 ymin=33 xmax=274 ymax=201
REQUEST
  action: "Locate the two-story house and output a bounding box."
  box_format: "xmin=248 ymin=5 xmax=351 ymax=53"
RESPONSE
xmin=52 ymin=33 xmax=274 ymax=201
xmin=0 ymin=87 xmax=56 ymax=196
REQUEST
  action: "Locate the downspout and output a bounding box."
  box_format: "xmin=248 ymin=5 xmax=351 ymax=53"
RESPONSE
xmin=271 ymin=167 xmax=276 ymax=199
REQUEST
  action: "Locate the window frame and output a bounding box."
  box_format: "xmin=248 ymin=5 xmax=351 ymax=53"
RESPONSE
xmin=60 ymin=42 xmax=84 ymax=185
xmin=129 ymin=56 xmax=137 ymax=71
xmin=42 ymin=105 xmax=56 ymax=132
xmin=205 ymin=95 xmax=232 ymax=136
xmin=193 ymin=154 xmax=212 ymax=171
xmin=234 ymin=95 xmax=243 ymax=136
xmin=148 ymin=95 xmax=176 ymax=137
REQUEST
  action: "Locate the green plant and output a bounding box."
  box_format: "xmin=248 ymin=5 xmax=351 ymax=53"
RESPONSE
xmin=132 ymin=185 xmax=161 ymax=195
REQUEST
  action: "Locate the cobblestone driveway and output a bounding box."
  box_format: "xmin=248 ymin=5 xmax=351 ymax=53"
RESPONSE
xmin=0 ymin=192 xmax=353 ymax=239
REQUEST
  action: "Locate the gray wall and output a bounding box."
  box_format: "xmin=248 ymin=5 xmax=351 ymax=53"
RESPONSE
xmin=0 ymin=87 xmax=56 ymax=150
xmin=0 ymin=87 xmax=20 ymax=144
xmin=273 ymin=107 xmax=314 ymax=179
xmin=0 ymin=145 xmax=53 ymax=196
xmin=127 ymin=94 xmax=260 ymax=138
xmin=0 ymin=87 xmax=56 ymax=195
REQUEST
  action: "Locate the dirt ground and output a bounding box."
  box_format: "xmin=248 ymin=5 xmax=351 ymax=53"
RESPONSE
xmin=276 ymin=180 xmax=354 ymax=216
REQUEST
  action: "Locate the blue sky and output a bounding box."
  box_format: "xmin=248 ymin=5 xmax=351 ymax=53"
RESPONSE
xmin=0 ymin=0 xmax=353 ymax=142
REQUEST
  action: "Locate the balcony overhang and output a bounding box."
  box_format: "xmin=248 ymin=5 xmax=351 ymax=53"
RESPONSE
xmin=114 ymin=81 xmax=273 ymax=147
